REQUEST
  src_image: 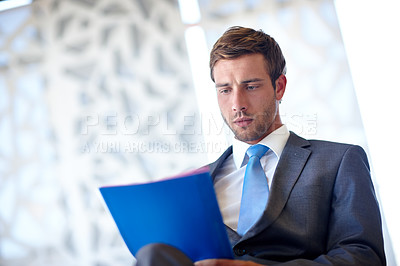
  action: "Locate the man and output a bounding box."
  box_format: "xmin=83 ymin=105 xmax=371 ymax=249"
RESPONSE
xmin=136 ymin=26 xmax=386 ymax=265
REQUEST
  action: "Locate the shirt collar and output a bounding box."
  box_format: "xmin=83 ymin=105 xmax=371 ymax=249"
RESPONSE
xmin=232 ymin=125 xmax=290 ymax=169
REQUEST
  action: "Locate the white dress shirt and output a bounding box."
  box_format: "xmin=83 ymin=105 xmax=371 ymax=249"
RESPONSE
xmin=213 ymin=125 xmax=290 ymax=230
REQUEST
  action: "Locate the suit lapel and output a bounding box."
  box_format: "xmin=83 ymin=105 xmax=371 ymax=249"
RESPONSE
xmin=242 ymin=132 xmax=311 ymax=240
xmin=208 ymin=146 xmax=243 ymax=242
xmin=209 ymin=145 xmax=233 ymax=181
xmin=208 ymin=134 xmax=312 ymax=242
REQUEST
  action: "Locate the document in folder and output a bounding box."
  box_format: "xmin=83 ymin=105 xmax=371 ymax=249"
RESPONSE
xmin=99 ymin=170 xmax=233 ymax=262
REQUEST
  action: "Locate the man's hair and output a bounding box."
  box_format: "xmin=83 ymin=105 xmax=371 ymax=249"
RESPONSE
xmin=209 ymin=26 xmax=287 ymax=86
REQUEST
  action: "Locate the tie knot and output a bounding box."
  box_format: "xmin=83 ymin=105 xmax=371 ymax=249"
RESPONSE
xmin=247 ymin=144 xmax=269 ymax=159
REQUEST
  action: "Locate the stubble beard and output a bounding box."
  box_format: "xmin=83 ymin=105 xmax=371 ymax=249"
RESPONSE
xmin=223 ymin=106 xmax=277 ymax=143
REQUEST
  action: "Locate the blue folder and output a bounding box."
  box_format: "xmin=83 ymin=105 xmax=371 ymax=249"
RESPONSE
xmin=99 ymin=170 xmax=233 ymax=262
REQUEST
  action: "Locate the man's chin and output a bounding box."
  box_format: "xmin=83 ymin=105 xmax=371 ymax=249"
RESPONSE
xmin=232 ymin=127 xmax=268 ymax=143
xmin=233 ymin=132 xmax=258 ymax=143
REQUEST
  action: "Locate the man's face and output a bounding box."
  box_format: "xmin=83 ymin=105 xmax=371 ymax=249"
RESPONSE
xmin=213 ymin=53 xmax=286 ymax=144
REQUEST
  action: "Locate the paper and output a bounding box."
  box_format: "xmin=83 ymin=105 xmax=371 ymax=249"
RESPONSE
xmin=99 ymin=170 xmax=233 ymax=262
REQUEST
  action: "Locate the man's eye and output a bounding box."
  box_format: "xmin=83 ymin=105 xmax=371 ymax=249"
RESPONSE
xmin=247 ymin=86 xmax=257 ymax=90
xmin=219 ymin=89 xmax=230 ymax=94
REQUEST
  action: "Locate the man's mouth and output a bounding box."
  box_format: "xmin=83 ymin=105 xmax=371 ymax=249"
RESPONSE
xmin=233 ymin=117 xmax=253 ymax=127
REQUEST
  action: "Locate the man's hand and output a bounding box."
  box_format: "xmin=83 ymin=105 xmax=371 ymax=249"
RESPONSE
xmin=195 ymin=259 xmax=264 ymax=266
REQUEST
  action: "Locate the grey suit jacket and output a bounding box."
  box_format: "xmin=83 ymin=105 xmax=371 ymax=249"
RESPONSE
xmin=208 ymin=132 xmax=386 ymax=265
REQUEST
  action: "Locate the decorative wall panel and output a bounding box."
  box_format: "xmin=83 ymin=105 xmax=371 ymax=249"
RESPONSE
xmin=0 ymin=0 xmax=206 ymax=265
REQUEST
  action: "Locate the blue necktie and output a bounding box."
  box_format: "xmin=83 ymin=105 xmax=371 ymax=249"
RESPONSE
xmin=237 ymin=144 xmax=270 ymax=235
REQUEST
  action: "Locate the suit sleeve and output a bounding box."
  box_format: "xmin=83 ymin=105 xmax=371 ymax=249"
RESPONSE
xmin=315 ymin=145 xmax=386 ymax=265
xmin=249 ymin=145 xmax=386 ymax=266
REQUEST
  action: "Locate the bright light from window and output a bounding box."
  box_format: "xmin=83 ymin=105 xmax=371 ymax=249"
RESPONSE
xmin=0 ymin=0 xmax=32 ymax=12
xmin=335 ymin=0 xmax=400 ymax=264
xmin=177 ymin=0 xmax=201 ymax=25
xmin=178 ymin=0 xmax=228 ymax=162
xmin=184 ymin=26 xmax=228 ymax=162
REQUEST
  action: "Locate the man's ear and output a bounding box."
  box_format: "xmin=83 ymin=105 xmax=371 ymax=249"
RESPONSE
xmin=275 ymin=74 xmax=287 ymax=101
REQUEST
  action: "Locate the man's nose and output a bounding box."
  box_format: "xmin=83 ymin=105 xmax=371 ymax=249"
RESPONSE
xmin=232 ymin=90 xmax=248 ymax=112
